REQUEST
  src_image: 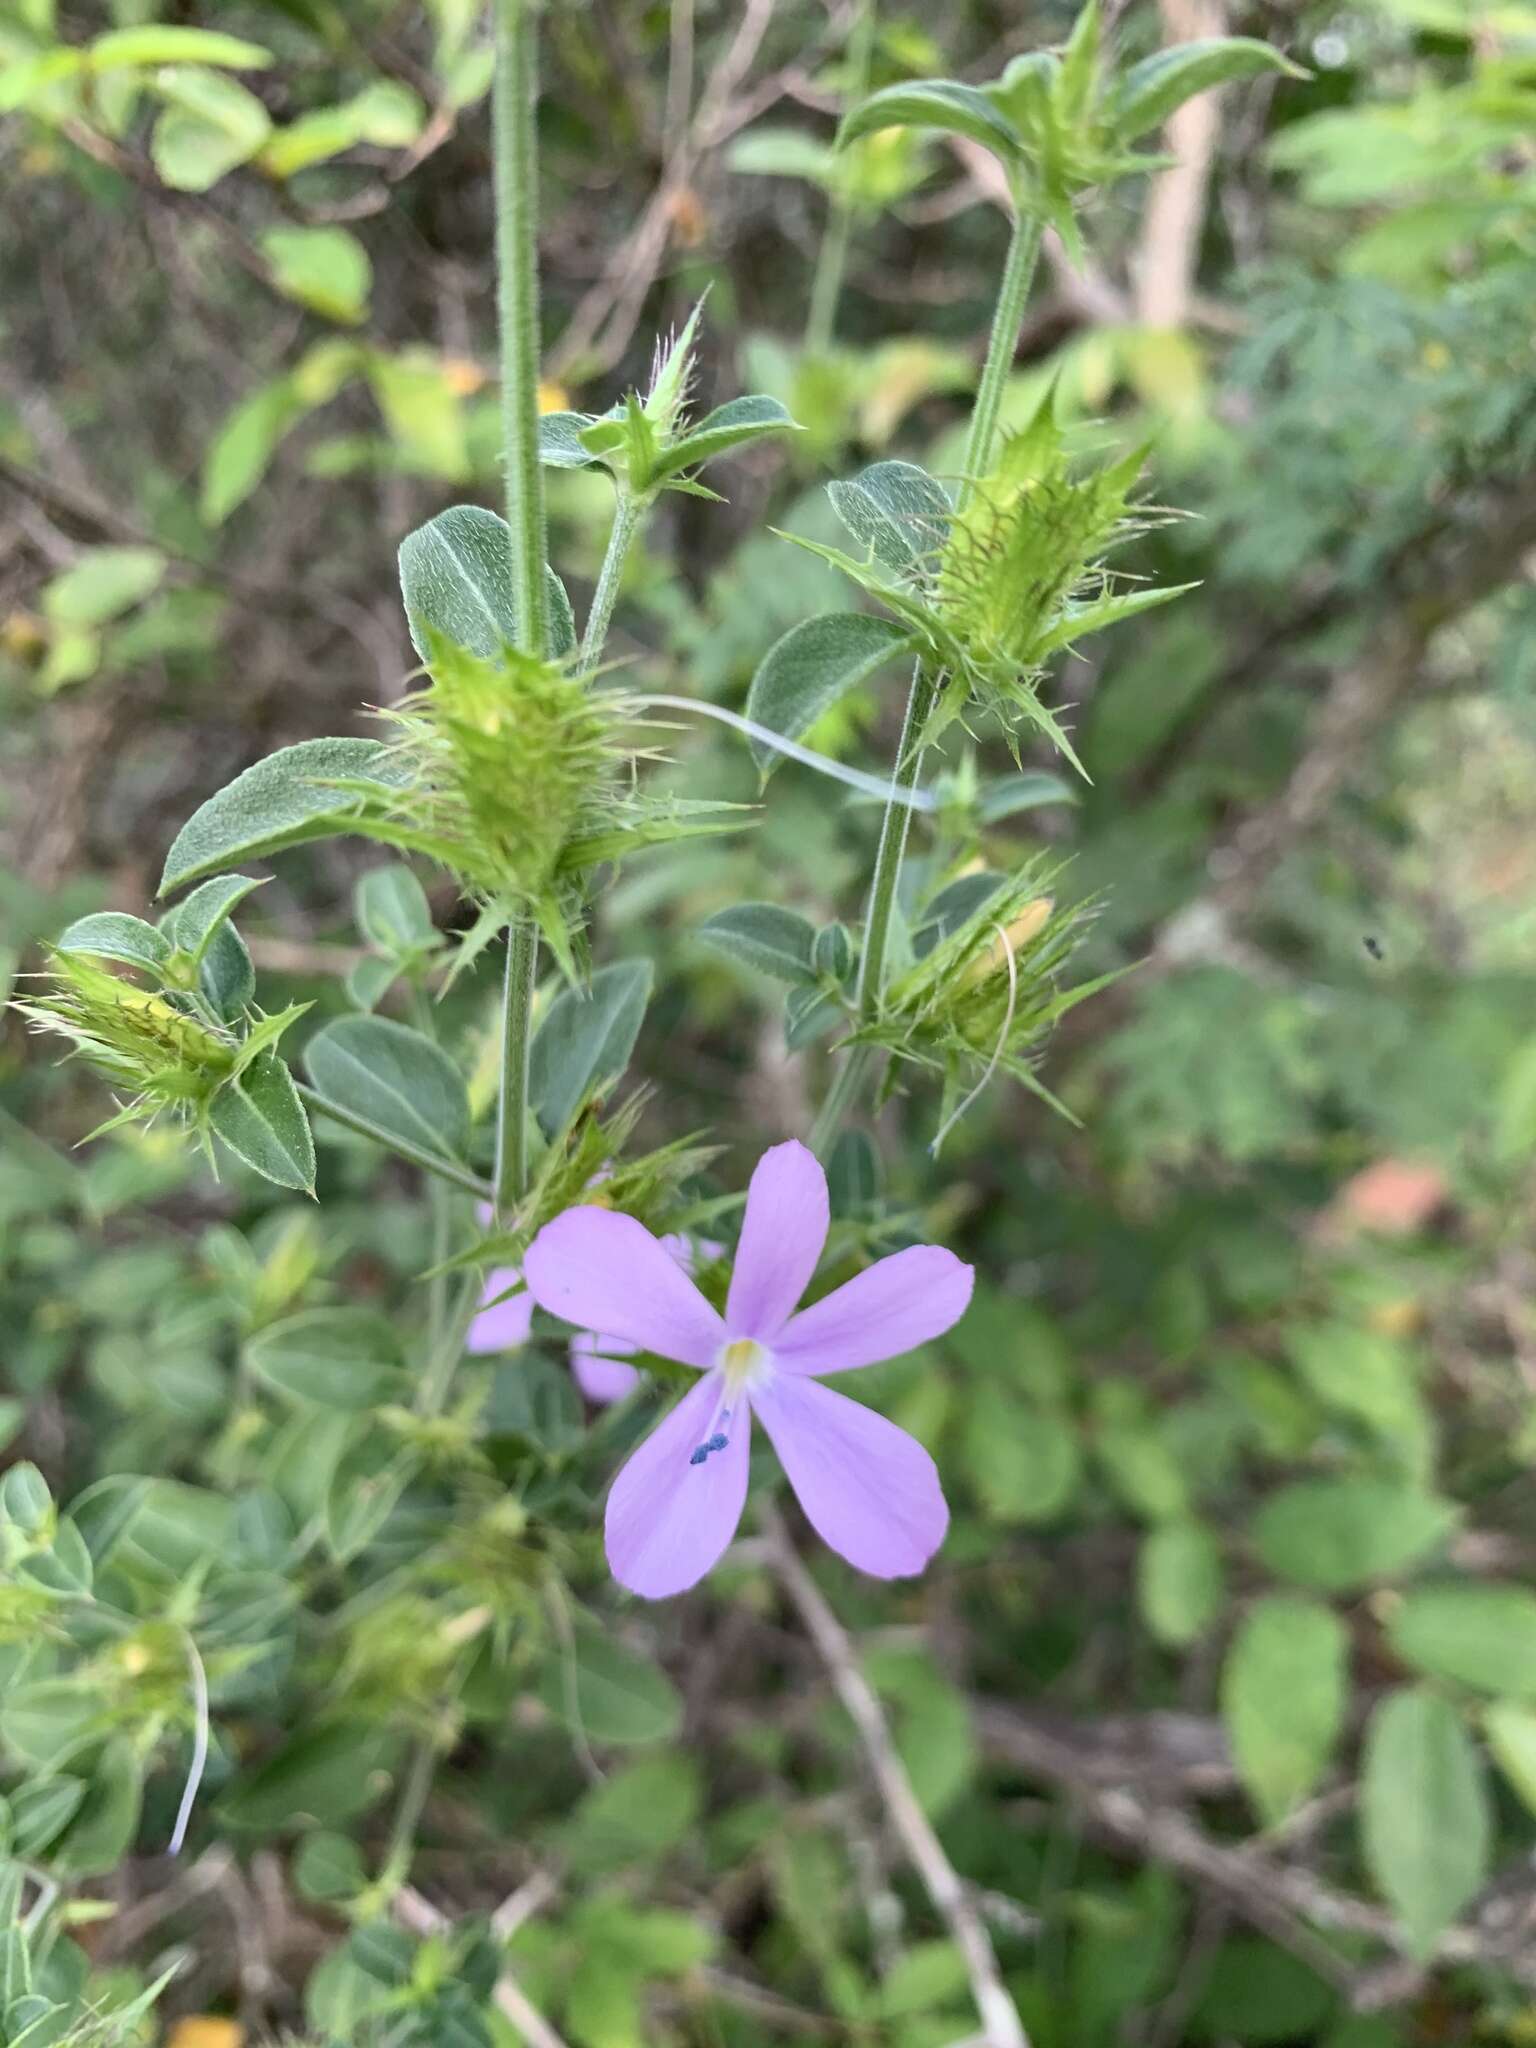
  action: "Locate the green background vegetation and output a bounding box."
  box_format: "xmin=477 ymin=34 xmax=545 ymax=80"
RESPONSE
xmin=4 ymin=1 xmax=1536 ymax=2044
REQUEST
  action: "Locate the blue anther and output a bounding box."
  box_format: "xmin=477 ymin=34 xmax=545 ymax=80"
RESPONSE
xmin=689 ymin=1446 xmax=709 ymax=1466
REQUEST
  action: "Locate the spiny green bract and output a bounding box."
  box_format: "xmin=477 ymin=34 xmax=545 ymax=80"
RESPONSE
xmin=374 ymin=631 xmax=623 ymax=952
xmin=932 ymin=400 xmax=1180 ymax=759
xmin=857 ymin=862 xmax=1109 ymax=1127
xmin=16 ymin=948 xmax=305 ymax=1142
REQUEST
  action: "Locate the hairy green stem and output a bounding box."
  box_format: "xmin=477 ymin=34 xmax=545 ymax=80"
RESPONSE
xmin=957 ymin=206 xmax=1042 ymax=510
xmin=494 ymin=0 xmax=548 ymax=659
xmin=491 ymin=0 xmax=548 ymax=1216
xmin=803 ymin=0 xmax=878 ymax=356
xmin=812 ymin=206 xmax=1043 ymax=1152
xmin=579 ymin=488 xmax=643 ymax=678
xmin=493 ymin=918 xmax=538 ymax=1212
xmin=296 ymin=1083 xmax=492 ymax=1200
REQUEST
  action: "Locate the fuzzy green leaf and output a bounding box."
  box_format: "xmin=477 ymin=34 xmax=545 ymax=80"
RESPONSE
xmin=1360 ymin=1687 xmax=1489 ymax=1957
xmin=1109 ymin=39 xmax=1305 ymax=145
xmin=199 ymin=919 xmax=256 ymax=1019
xmin=698 ymin=903 xmax=819 ymax=985
xmin=745 ymin=612 xmax=915 ymax=776
xmin=828 ymin=460 xmax=951 ymax=578
xmin=837 ymin=79 xmax=1021 ymax=166
xmin=305 ymin=1015 xmax=470 ymax=1161
xmin=530 ymin=960 xmax=652 ymax=1139
xmin=398 ymin=503 xmax=574 ymax=660
xmin=355 ymin=865 xmax=435 ymax=955
xmin=1222 ymin=1594 xmax=1346 ymax=1823
xmin=246 ymin=1308 xmax=407 ymax=1411
xmin=54 ymin=913 xmax=171 ymax=974
xmin=158 ymin=737 xmax=413 ymax=895
xmin=167 ymin=873 xmax=266 ymax=969
xmin=537 ymin=411 xmax=601 ymax=467
xmin=209 ymin=1052 xmax=316 ymax=1191
xmin=978 ymin=772 xmax=1079 ymax=820
xmin=647 ymin=395 xmax=798 ymax=483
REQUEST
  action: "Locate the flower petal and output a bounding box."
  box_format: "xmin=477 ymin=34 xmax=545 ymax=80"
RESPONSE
xmin=606 ymin=1372 xmax=751 ymax=1598
xmin=523 ymin=1206 xmax=725 ymax=1369
xmin=725 ymin=1141 xmax=830 ymax=1341
xmin=752 ymin=1374 xmax=947 ymax=1579
xmin=570 ymin=1334 xmax=642 ymax=1405
xmin=465 ymin=1268 xmax=535 ymax=1355
xmin=773 ymin=1245 xmax=974 ymax=1375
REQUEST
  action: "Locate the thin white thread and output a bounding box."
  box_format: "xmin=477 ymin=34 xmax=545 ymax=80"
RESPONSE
xmin=640 ymin=695 xmax=939 ymax=812
xmin=930 ymin=920 xmax=1019 ymax=1157
xmin=168 ymin=1631 xmax=210 ymax=1856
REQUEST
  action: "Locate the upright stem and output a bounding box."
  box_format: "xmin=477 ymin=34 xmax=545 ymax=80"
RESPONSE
xmin=494 ymin=918 xmax=539 ymax=1210
xmin=812 ymin=205 xmax=1043 ymax=1151
xmin=495 ymin=0 xmax=548 ymax=660
xmin=578 ymin=489 xmax=643 ymax=678
xmin=958 ymin=207 xmax=1042 ymax=510
xmin=492 ymin=0 xmax=548 ymax=1215
xmin=803 ymin=0 xmax=878 ymax=356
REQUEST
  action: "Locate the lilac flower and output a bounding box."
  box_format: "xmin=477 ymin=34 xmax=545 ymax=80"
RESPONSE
xmin=522 ymin=1140 xmax=973 ymax=1599
xmin=569 ymin=1233 xmax=723 ymax=1404
xmin=464 ymin=1204 xmax=717 ymax=1405
xmin=465 ymin=1263 xmax=537 ymax=1356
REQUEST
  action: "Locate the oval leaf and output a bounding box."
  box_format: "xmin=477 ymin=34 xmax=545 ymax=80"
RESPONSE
xmin=745 ymin=612 xmax=915 ymax=776
xmin=167 ymin=873 xmax=266 ymax=968
xmin=1252 ymin=1479 xmax=1457 ymax=1593
xmin=209 ymin=1052 xmax=316 ymax=1192
xmin=837 ymin=79 xmax=1021 ymax=165
xmin=305 ymin=1015 xmax=470 ymax=1162
xmin=697 ymin=903 xmax=818 ymax=986
xmin=398 ymin=503 xmax=574 ymax=660
xmin=529 ymin=960 xmax=652 ymax=1139
xmin=54 ymin=913 xmax=170 ymax=974
xmin=89 ymin=25 xmax=272 ymax=70
xmin=1386 ymin=1581 xmax=1536 ymax=1697
xmin=1139 ymin=1519 xmax=1225 ymax=1647
xmin=649 ymin=395 xmax=798 ymax=483
xmin=246 ymin=1308 xmax=407 ymax=1411
xmin=827 ymin=460 xmax=951 ymax=578
xmin=537 ymin=411 xmax=600 ymax=467
xmin=1110 ymin=39 xmax=1305 ymax=145
xmin=355 ymin=865 xmax=435 ymax=955
xmin=1222 ymin=1594 xmax=1346 ymax=1824
xmin=158 ymin=737 xmax=412 ymax=896
xmin=535 ymin=1619 xmax=684 ymax=1746
xmin=1360 ymin=1687 xmax=1489 ymax=1958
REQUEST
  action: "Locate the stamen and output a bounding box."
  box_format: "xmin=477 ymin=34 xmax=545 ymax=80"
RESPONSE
xmin=690 ymin=1400 xmax=735 ymax=1468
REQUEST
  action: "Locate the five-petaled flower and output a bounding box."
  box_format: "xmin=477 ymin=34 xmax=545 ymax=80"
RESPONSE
xmin=522 ymin=1139 xmax=973 ymax=1598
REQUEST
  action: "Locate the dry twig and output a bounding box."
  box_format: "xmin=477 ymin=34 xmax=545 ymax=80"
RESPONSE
xmin=762 ymin=1507 xmax=1031 ymax=2048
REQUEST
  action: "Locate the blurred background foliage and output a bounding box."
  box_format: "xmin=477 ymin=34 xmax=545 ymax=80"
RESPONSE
xmin=4 ymin=0 xmax=1536 ymax=2044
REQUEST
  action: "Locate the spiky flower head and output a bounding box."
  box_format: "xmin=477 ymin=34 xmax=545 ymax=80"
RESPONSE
xmin=371 ymin=631 xmax=624 ymax=956
xmin=930 ymin=397 xmax=1181 ymax=761
xmin=16 ymin=948 xmax=308 ymax=1177
xmin=854 ymin=861 xmax=1109 ymax=1138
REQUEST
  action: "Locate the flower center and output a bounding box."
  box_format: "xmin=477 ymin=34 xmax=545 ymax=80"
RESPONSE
xmin=689 ymin=1339 xmax=771 ymax=1468
xmin=717 ymin=1335 xmax=771 ymax=1394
